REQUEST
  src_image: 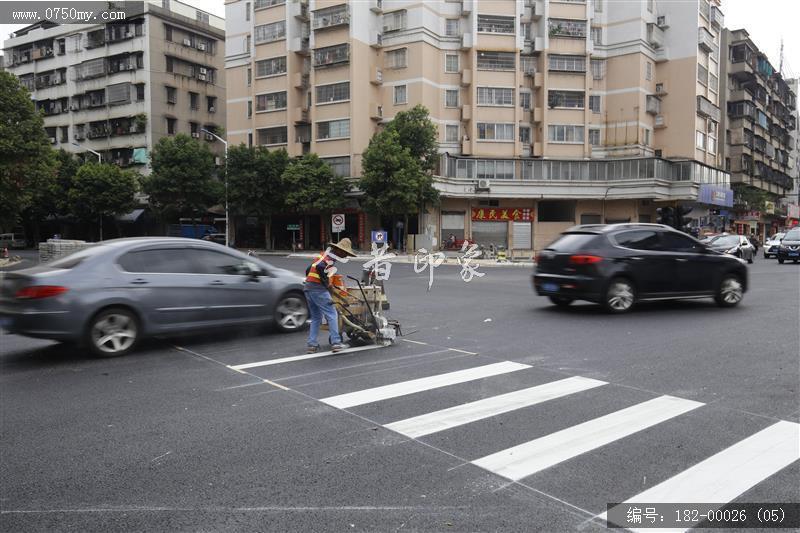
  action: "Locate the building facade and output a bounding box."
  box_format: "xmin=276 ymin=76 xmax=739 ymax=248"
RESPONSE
xmin=785 ymin=77 xmax=800 ymax=228
xmin=718 ymin=29 xmax=797 ymax=238
xmin=3 ymin=0 xmax=226 ymax=173
xmin=226 ymin=0 xmax=732 ymax=253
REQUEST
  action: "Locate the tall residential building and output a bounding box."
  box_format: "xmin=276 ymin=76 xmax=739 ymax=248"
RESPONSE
xmin=719 ymin=29 xmax=797 ymax=237
xmin=3 ymin=0 xmax=225 ymax=173
xmin=786 ymin=78 xmax=800 ymax=226
xmin=226 ymin=0 xmax=731 ymax=253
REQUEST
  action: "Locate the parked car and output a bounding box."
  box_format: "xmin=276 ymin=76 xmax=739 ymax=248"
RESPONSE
xmin=763 ymin=232 xmax=786 ymax=259
xmin=0 ymin=238 xmax=308 ymax=357
xmin=776 ymin=228 xmax=800 ymax=264
xmin=0 ymin=233 xmax=27 ymax=250
xmin=533 ymin=224 xmax=748 ymax=313
xmin=202 ymin=233 xmax=227 ymax=245
xmin=706 ymin=234 xmax=755 ymax=263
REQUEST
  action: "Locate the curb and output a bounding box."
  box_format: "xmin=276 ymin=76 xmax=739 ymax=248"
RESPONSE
xmin=284 ymin=253 xmax=534 ymax=268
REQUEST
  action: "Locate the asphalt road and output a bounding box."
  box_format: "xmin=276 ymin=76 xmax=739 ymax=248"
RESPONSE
xmin=1 ymin=256 xmax=798 ymax=532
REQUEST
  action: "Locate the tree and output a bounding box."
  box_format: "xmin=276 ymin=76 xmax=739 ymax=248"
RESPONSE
xmin=384 ymin=104 xmax=439 ymax=173
xmin=733 ymin=183 xmax=772 ymax=211
xmin=227 ymin=145 xmax=289 ymax=249
xmin=283 ymin=153 xmax=350 ymax=240
xmin=143 ymin=134 xmax=222 ymax=225
xmin=67 ymin=163 xmax=138 ymax=240
xmin=0 ymin=71 xmax=57 ymax=230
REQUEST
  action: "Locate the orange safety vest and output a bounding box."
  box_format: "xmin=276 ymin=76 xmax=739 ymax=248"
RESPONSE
xmin=305 ymin=251 xmax=335 ymax=285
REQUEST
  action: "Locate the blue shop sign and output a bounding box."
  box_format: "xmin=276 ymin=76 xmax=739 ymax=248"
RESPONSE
xmin=699 ymin=184 xmax=733 ymax=207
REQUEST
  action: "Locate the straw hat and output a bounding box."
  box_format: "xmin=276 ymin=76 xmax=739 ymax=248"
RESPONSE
xmin=328 ymin=237 xmax=357 ymax=257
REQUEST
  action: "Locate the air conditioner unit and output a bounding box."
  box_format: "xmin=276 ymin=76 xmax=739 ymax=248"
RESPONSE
xmin=205 ymin=133 xmax=215 ymax=141
xmin=191 ymin=132 xmax=200 ymax=138
xmin=199 ymin=67 xmax=208 ymax=74
xmin=209 ymin=106 xmax=216 ymax=113
xmin=476 ymin=179 xmax=490 ymax=191
xmin=49 ymin=137 xmax=57 ymax=144
xmin=198 ymin=43 xmax=207 ymax=51
xmin=656 ymin=15 xmax=668 ymax=28
xmin=655 ymin=82 xmax=666 ymax=95
xmin=198 ymin=74 xmax=207 ymax=81
xmin=183 ymin=38 xmax=192 ymax=46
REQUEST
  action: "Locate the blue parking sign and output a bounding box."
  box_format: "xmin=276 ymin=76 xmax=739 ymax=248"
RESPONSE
xmin=371 ymin=230 xmax=388 ymax=243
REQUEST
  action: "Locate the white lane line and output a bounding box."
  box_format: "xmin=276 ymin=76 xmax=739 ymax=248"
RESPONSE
xmin=385 ymin=376 xmax=607 ymax=439
xmin=599 ymin=420 xmax=800 ymax=533
xmin=320 ymin=361 xmax=530 ymax=409
xmin=229 ymin=344 xmax=384 ymax=370
xmin=472 ymin=395 xmax=703 ymax=481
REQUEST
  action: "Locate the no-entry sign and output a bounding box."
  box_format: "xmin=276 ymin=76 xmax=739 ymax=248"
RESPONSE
xmin=332 ymin=214 xmax=345 ymax=233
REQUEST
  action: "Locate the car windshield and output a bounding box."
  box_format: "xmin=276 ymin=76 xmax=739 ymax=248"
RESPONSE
xmin=546 ymin=233 xmax=598 ymax=252
xmin=709 ymin=235 xmax=739 ymax=247
xmin=770 ymin=233 xmax=785 ymax=241
xmin=47 ymin=245 xmax=109 ymax=269
xmin=784 ymin=229 xmax=800 ymax=240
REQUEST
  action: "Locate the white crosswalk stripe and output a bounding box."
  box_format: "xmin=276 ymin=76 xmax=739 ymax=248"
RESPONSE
xmin=471 ymin=395 xmax=703 ymax=481
xmin=320 ymin=361 xmax=530 ymax=409
xmin=229 ymin=344 xmax=383 ymax=370
xmin=599 ymin=420 xmax=800 ymax=533
xmin=385 ymin=376 xmax=607 ymax=438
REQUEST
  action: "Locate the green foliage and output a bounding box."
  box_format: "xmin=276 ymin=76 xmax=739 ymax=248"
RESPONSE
xmin=359 ymin=129 xmax=439 ymax=217
xmin=384 ymin=104 xmax=439 ymax=173
xmin=67 ymin=163 xmax=138 ymax=222
xmin=732 ymin=183 xmax=772 ymax=211
xmin=283 ymin=153 xmax=350 ymax=214
xmin=143 ymin=133 xmax=221 ymax=219
xmin=227 ymin=145 xmax=289 ymax=217
xmin=0 ymin=71 xmax=57 ymax=229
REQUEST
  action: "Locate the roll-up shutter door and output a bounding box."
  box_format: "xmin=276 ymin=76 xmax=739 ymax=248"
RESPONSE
xmin=471 ymin=221 xmax=508 ymax=247
xmin=441 ymin=212 xmax=465 ymax=242
xmin=512 ymin=221 xmax=532 ymax=249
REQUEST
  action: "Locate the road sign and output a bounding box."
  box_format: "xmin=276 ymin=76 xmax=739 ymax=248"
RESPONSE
xmin=287 ymin=224 xmax=300 ymax=231
xmin=332 ymin=214 xmax=345 ymax=233
xmin=371 ymin=230 xmax=387 ymax=243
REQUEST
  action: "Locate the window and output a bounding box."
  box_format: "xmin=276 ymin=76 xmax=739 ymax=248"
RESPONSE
xmin=383 ymin=10 xmax=407 ymax=32
xmin=477 ymin=87 xmax=514 ymax=106
xmin=660 ymin=232 xmax=701 ymax=252
xmin=190 ymin=122 xmax=199 ymax=136
xmin=248 ymin=132 xmax=253 ymax=147
xmin=135 ymin=83 xmax=145 ymax=101
xmin=445 ymin=19 xmax=459 ymax=37
xmin=166 ymin=86 xmax=176 ymax=104
xmin=314 ymin=44 xmax=349 ymax=67
xmin=696 ymin=130 xmax=706 ymax=149
xmin=445 ymin=89 xmax=459 ymax=107
xmin=207 ymin=96 xmax=217 ymax=112
xmin=189 ymin=91 xmax=199 ymax=110
xmin=164 ymin=25 xmax=173 ymax=41
xmin=520 ymin=92 xmax=531 ymax=110
xmin=477 ymin=51 xmax=515 ymax=71
xmin=386 ymin=48 xmax=407 ymax=69
xmin=313 ymin=3 xmax=348 ymax=29
xmin=255 ymin=91 xmax=287 ymax=111
xmin=589 ymin=95 xmax=600 ymax=113
xmin=394 ymin=85 xmax=407 ymax=105
xmin=589 ymin=128 xmax=600 ymax=145
xmin=255 ymin=56 xmax=286 ymax=77
xmin=247 ymin=100 xmax=252 ymax=117
xmin=537 ymin=201 xmax=576 ymax=222
xmin=316 ymin=82 xmax=350 ymax=104
xmin=477 ymin=123 xmax=514 ymax=141
xmin=475 ymin=160 xmax=514 ymax=180
xmin=548 ymin=125 xmax=584 ymax=143
xmin=445 ymin=54 xmax=459 ymax=73
xmin=549 ymin=90 xmax=584 ymax=109
xmin=257 ymin=126 xmax=287 ymax=145
xmin=323 ymin=156 xmax=350 ymax=177
xmin=254 ymin=21 xmax=285 ymax=44
xmin=246 ymin=2 xmax=250 ymax=20
xmin=246 ymin=35 xmax=251 ymax=53
xmin=318 ymin=119 xmax=350 ymax=139
xmin=548 ymin=18 xmax=587 ymax=38
xmin=445 ymin=124 xmax=459 ymax=142
xmin=196 ymin=10 xmax=209 ymax=24
xmin=477 ymin=15 xmax=515 ymax=34
xmin=614 ymin=230 xmax=659 ymax=250
xmin=591 ymin=59 xmax=606 ymax=80
xmin=697 ymin=64 xmax=708 ymax=86
xmin=644 ymin=128 xmax=651 ymax=146
xmin=166 ymin=117 xmax=176 ymax=135
xmin=519 ymin=126 xmax=531 ymax=144
xmin=645 ymin=62 xmax=653 ymax=81
xmin=591 ymin=27 xmax=602 ymax=46
xmin=549 ymin=54 xmax=586 ymax=72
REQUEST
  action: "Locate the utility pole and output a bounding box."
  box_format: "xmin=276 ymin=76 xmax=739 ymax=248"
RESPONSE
xmin=201 ymin=129 xmax=229 ymax=248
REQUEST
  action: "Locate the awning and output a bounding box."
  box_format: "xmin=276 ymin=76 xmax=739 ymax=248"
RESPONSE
xmin=116 ymin=208 xmax=145 ymax=222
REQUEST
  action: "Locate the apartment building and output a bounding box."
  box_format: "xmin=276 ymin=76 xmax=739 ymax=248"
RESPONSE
xmin=226 ymin=0 xmax=732 ymax=253
xmin=718 ymin=29 xmax=797 ymax=237
xmin=3 ymin=0 xmax=225 ymax=173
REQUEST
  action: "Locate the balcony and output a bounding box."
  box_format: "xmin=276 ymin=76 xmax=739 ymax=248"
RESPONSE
xmin=646 ymin=95 xmax=661 ymax=115
xmin=313 ymin=6 xmax=350 ymax=31
xmin=710 ymin=6 xmax=724 ymax=29
xmin=698 ymin=27 xmax=715 ymax=53
xmin=647 ymin=24 xmax=665 ymax=49
xmin=696 ymin=95 xmax=721 ymax=122
xmin=654 ymin=114 xmax=667 ymax=129
xmin=293 ymin=106 xmax=309 ymax=123
xmin=32 ymin=46 xmax=54 ymax=61
xmin=460 ymin=69 xmax=472 ymax=86
xmin=461 ymin=106 xmax=472 ymax=121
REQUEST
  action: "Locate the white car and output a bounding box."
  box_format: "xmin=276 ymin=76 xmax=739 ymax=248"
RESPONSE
xmin=763 ymin=232 xmax=785 ymax=259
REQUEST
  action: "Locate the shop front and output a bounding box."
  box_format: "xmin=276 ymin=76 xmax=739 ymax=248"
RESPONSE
xmin=693 ymin=184 xmax=734 ymax=235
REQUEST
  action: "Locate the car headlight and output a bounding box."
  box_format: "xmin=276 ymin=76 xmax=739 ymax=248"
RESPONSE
xmin=725 ymin=247 xmax=738 ymax=254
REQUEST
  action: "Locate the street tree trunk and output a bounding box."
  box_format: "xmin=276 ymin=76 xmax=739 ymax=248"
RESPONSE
xmin=264 ymin=215 xmax=271 ymax=250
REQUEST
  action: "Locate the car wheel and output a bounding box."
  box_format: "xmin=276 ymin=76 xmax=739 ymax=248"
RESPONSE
xmin=274 ymin=293 xmax=309 ymax=332
xmin=763 ymin=253 xmax=769 ymax=259
xmin=715 ymin=275 xmax=744 ymax=308
xmin=86 ymin=307 xmax=140 ymax=357
xmin=778 ymin=258 xmax=785 ymax=264
xmin=548 ymin=295 xmax=574 ymax=308
xmin=603 ymin=278 xmax=636 ymax=313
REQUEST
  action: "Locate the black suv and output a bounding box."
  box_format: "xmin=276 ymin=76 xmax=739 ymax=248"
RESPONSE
xmin=533 ymin=224 xmax=748 ymax=313
xmin=776 ymin=227 xmax=800 ymax=264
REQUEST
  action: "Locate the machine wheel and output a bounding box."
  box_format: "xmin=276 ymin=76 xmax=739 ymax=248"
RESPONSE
xmin=274 ymin=293 xmax=309 ymax=332
xmin=86 ymin=307 xmax=140 ymax=357
xmin=715 ymin=274 xmax=744 ymax=308
xmin=548 ymin=296 xmax=574 ymax=308
xmin=747 ymin=254 xmax=753 ymax=264
xmin=603 ymin=278 xmax=636 ymax=313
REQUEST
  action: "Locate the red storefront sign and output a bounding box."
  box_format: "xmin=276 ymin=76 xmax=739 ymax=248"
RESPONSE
xmin=358 ymin=212 xmax=366 ymax=246
xmin=471 ymin=208 xmax=532 ymax=221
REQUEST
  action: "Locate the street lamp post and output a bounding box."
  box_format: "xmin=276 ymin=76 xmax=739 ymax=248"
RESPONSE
xmin=201 ymin=129 xmax=229 ymax=248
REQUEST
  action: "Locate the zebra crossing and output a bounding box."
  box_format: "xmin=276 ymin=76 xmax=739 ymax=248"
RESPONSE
xmin=228 ymin=343 xmax=800 ymax=529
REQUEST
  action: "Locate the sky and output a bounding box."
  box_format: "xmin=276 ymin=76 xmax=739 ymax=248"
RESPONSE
xmin=0 ymin=0 xmax=797 ymax=78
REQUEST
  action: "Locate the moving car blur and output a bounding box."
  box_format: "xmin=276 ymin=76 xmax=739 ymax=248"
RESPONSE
xmin=706 ymin=234 xmax=755 ymax=263
xmin=763 ymin=232 xmax=785 ymax=259
xmin=533 ymin=224 xmax=748 ymax=313
xmin=776 ymin=227 xmax=800 ymax=264
xmin=0 ymin=238 xmax=308 ymax=357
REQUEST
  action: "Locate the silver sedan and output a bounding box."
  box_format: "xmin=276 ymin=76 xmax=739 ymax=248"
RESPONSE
xmin=0 ymin=238 xmax=309 ymax=356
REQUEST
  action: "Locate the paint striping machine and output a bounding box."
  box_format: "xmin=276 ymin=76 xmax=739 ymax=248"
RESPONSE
xmin=325 ymin=271 xmax=402 ymax=347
